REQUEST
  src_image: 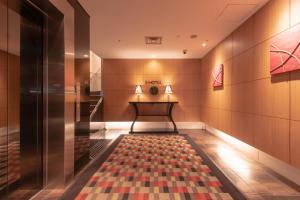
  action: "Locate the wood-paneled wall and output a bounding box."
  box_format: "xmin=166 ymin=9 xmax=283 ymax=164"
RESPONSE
xmin=103 ymin=59 xmax=201 ymax=122
xmin=200 ymin=0 xmax=300 ymax=169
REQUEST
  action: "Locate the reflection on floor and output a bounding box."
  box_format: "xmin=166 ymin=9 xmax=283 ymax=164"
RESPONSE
xmin=184 ymin=130 xmax=300 ymax=200
xmin=33 ymin=129 xmax=300 ymax=200
xmin=5 ymin=189 xmax=41 ymax=200
xmin=89 ymin=139 xmax=112 ymax=159
xmin=28 ymin=189 xmax=64 ymax=200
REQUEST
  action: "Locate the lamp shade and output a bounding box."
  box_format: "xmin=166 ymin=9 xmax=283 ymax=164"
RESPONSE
xmin=165 ymin=85 xmax=173 ymax=94
xmin=135 ymin=85 xmax=143 ymax=94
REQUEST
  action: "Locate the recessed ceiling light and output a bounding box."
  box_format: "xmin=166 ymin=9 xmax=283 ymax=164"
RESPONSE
xmin=202 ymin=40 xmax=208 ymax=47
xmin=83 ymin=54 xmax=89 ymax=58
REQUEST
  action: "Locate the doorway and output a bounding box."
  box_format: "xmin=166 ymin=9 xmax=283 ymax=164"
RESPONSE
xmin=5 ymin=1 xmax=44 ymax=199
xmin=19 ymin=1 xmax=44 ymax=191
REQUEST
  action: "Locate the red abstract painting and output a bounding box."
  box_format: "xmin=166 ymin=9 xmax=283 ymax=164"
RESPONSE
xmin=270 ymin=24 xmax=300 ymax=75
xmin=212 ymin=64 xmax=223 ymax=87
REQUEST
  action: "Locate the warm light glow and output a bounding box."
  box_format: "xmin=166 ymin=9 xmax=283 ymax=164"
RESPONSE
xmin=165 ymin=85 xmax=173 ymax=94
xmin=202 ymin=42 xmax=207 ymax=47
xmin=135 ymin=85 xmax=143 ymax=94
xmin=217 ymin=146 xmax=251 ymax=178
xmin=151 ymin=54 xmax=156 ymax=58
xmin=65 ymin=52 xmax=74 ymax=56
xmin=83 ymin=54 xmax=89 ymax=58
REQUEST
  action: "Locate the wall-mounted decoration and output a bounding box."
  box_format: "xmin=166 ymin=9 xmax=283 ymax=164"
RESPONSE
xmin=270 ymin=24 xmax=300 ymax=75
xmin=212 ymin=64 xmax=223 ymax=87
xmin=149 ymin=86 xmax=159 ymax=95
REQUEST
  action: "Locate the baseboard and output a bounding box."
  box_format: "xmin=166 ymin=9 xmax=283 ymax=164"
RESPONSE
xmin=103 ymin=121 xmax=205 ymax=130
xmin=90 ymin=122 xmax=106 ymax=130
xmin=205 ymin=124 xmax=300 ymax=186
xmin=172 ymin=122 xmax=205 ymax=130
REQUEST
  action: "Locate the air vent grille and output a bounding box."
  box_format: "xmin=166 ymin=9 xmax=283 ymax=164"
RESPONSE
xmin=145 ymin=36 xmax=162 ymax=45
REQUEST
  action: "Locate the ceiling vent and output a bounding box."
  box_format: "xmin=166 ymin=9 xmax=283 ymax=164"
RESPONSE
xmin=145 ymin=36 xmax=162 ymax=45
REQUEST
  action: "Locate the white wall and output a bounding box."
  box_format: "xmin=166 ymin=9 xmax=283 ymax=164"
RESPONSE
xmin=90 ymin=51 xmax=102 ymax=91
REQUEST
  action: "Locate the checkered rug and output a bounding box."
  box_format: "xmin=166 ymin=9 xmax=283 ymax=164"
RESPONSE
xmin=75 ymin=135 xmax=238 ymax=200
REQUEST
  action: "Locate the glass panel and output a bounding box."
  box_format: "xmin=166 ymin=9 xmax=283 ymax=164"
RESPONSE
xmin=0 ymin=0 xmax=8 ymax=194
xmin=7 ymin=1 xmax=21 ymax=191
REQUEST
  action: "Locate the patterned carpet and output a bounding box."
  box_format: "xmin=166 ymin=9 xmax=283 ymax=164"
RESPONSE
xmin=74 ymin=135 xmax=243 ymax=200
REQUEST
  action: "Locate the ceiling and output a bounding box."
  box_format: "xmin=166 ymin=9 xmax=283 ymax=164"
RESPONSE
xmin=78 ymin=0 xmax=269 ymax=59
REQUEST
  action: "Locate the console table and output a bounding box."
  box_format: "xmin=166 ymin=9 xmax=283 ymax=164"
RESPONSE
xmin=129 ymin=101 xmax=178 ymax=134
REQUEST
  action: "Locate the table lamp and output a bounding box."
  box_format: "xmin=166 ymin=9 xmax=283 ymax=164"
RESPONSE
xmin=135 ymin=85 xmax=143 ymax=102
xmin=165 ymin=85 xmax=173 ymax=102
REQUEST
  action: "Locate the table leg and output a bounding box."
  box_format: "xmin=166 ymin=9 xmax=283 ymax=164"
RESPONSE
xmin=130 ymin=103 xmax=138 ymax=133
xmin=168 ymin=103 xmax=178 ymax=133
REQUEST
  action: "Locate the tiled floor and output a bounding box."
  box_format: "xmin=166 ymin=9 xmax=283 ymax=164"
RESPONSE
xmin=183 ymin=130 xmax=300 ymax=200
xmin=31 ymin=189 xmax=65 ymax=200
xmin=32 ymin=129 xmax=300 ymax=200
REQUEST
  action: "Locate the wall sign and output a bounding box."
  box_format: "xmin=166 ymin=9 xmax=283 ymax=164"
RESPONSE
xmin=212 ymin=64 xmax=223 ymax=87
xmin=145 ymin=80 xmax=161 ymax=85
xmin=270 ymin=24 xmax=300 ymax=75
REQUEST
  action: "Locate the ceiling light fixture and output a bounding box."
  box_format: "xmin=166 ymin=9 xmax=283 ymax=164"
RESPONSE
xmin=202 ymin=40 xmax=208 ymax=47
xmin=151 ymin=54 xmax=156 ymax=58
xmin=83 ymin=54 xmax=89 ymax=58
xmin=145 ymin=36 xmax=162 ymax=45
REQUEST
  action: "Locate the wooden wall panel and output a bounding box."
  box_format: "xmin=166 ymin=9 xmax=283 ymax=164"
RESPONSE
xmin=223 ymin=59 xmax=232 ymax=86
xmin=271 ymin=118 xmax=290 ymax=163
xmin=232 ymin=17 xmax=254 ymax=57
xmin=253 ymin=0 xmax=290 ymax=45
xmin=291 ymin=120 xmax=300 ymax=169
xmin=271 ymin=75 xmax=290 ymax=119
xmin=253 ymin=39 xmax=271 ymax=80
xmin=253 ymin=115 xmax=273 ymax=155
xmin=291 ymin=0 xmax=300 ymax=26
xmin=214 ymin=35 xmax=233 ymax=62
xmin=291 ymin=71 xmax=300 ymax=121
xmin=253 ymin=78 xmax=272 ymax=116
xmin=103 ymin=59 xmax=201 ymax=122
xmin=200 ymin=0 xmax=300 ymax=169
xmin=232 ymin=49 xmax=254 ymax=84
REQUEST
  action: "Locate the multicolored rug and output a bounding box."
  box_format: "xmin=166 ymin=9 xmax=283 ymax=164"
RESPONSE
xmin=63 ymin=134 xmax=245 ymax=200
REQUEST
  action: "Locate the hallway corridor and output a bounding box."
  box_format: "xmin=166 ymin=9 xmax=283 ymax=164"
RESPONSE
xmin=31 ymin=130 xmax=300 ymax=200
xmin=2 ymin=0 xmax=300 ymax=199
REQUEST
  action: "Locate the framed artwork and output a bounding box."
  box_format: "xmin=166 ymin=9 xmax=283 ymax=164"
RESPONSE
xmin=212 ymin=64 xmax=223 ymax=87
xmin=270 ymin=24 xmax=300 ymax=75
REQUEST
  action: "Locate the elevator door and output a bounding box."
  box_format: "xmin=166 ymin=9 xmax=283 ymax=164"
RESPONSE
xmin=19 ymin=3 xmax=43 ymax=191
